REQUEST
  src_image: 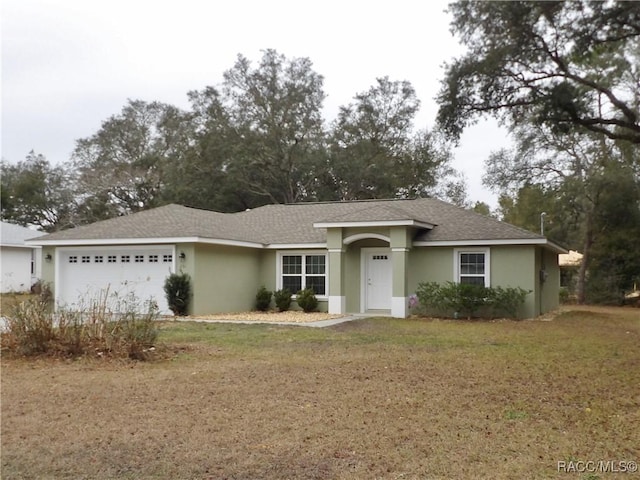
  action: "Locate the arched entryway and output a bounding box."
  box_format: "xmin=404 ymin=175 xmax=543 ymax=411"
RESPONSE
xmin=324 ymin=225 xmax=412 ymax=318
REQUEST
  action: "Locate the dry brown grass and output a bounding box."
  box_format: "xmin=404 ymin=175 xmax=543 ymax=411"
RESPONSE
xmin=2 ymin=306 xmax=639 ymax=479
xmin=0 ymin=293 xmax=35 ymax=316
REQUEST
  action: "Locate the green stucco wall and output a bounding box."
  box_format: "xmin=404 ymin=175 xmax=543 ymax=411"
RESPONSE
xmin=258 ymin=250 xmax=277 ymax=290
xmin=540 ymin=247 xmax=561 ymax=314
xmin=187 ymin=243 xmax=262 ymax=315
xmin=406 ymin=245 xmax=558 ymax=319
xmin=491 ymin=245 xmax=537 ymax=318
xmin=328 ymin=251 xmax=343 ymax=297
xmin=343 ymin=227 xmax=390 ymax=240
xmin=390 ymin=226 xmax=412 ymax=249
xmin=392 ymin=250 xmax=408 ymax=298
xmin=41 ymin=246 xmax=56 ymax=295
xmin=407 ymin=246 xmax=455 ymax=293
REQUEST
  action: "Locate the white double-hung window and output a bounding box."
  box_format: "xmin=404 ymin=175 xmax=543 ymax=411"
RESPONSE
xmin=454 ymin=248 xmax=490 ymax=287
xmin=279 ymin=252 xmax=327 ymax=296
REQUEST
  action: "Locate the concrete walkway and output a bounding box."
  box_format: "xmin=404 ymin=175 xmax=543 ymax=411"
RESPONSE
xmin=173 ymin=314 xmax=368 ymax=328
xmin=0 ymin=314 xmax=372 ymax=332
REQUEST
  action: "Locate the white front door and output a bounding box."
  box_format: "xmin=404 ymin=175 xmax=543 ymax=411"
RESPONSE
xmin=365 ymin=250 xmax=392 ymax=310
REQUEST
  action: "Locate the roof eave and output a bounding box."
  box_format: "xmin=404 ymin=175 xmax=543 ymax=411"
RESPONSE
xmin=313 ymin=220 xmax=435 ymax=229
xmin=1 ymin=243 xmax=42 ymax=249
xmin=26 ymin=236 xmax=265 ymax=249
xmin=265 ymin=243 xmax=326 ymax=249
xmin=413 ymin=238 xmax=569 ymax=253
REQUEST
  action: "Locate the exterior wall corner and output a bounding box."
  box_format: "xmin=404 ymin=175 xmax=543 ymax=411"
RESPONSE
xmin=328 ymin=295 xmax=346 ymax=314
xmin=391 ymin=296 xmax=408 ymax=318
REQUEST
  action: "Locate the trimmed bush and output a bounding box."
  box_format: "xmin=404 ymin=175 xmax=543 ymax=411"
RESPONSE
xmin=296 ymin=288 xmax=318 ymax=313
xmin=488 ymin=286 xmax=530 ymax=318
xmin=445 ymin=282 xmax=488 ymax=320
xmin=255 ymin=286 xmax=272 ymax=311
xmin=416 ymin=281 xmax=487 ymax=318
xmin=414 ymin=282 xmax=445 ymax=315
xmin=163 ymin=273 xmax=191 ymax=316
xmin=273 ymin=288 xmax=292 ymax=312
xmin=416 ymin=281 xmax=530 ymax=319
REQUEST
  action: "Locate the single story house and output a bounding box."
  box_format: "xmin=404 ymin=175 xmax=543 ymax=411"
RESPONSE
xmin=28 ymin=198 xmax=566 ymax=318
xmin=1 ymin=221 xmax=46 ymax=293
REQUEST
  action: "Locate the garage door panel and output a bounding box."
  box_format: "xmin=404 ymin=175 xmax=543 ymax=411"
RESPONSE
xmin=58 ymin=248 xmax=174 ymax=314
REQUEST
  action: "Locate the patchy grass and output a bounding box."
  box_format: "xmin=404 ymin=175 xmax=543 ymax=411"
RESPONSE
xmin=2 ymin=307 xmax=639 ymax=479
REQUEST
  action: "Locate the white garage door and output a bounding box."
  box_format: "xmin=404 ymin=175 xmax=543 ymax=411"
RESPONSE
xmin=57 ymin=246 xmax=175 ymax=314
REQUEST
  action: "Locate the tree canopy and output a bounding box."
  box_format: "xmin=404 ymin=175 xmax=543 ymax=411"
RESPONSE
xmin=465 ymin=1 xmax=640 ymax=303
xmin=219 ymin=49 xmax=328 ymax=205
xmin=437 ymin=1 xmax=640 ymax=144
xmin=3 ymin=36 xmax=637 ymax=305
xmin=328 ymin=77 xmax=452 ymax=200
xmin=72 ymin=99 xmax=192 ymax=218
xmin=0 ymin=152 xmax=75 ymax=232
xmin=484 ymin=123 xmax=640 ymax=303
xmin=3 ymin=50 xmax=461 ymax=227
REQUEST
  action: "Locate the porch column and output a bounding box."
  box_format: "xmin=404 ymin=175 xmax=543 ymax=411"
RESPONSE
xmin=390 ymin=227 xmax=411 ymax=318
xmin=326 ymin=229 xmax=346 ymax=314
xmin=391 ymin=248 xmax=409 ymax=318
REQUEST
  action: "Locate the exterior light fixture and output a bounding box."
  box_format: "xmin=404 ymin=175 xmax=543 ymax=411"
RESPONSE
xmin=45 ymin=253 xmax=52 ymax=262
xmin=179 ymin=252 xmax=186 ymax=260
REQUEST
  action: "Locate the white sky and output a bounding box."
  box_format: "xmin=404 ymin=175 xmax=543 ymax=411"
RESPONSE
xmin=1 ymin=0 xmax=509 ymax=207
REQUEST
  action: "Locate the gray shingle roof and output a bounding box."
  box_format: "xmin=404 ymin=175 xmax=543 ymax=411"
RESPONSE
xmin=33 ymin=198 xmax=545 ymax=246
xmin=315 ymin=203 xmax=434 ymax=224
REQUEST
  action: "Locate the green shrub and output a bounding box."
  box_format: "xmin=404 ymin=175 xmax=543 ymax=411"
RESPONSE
xmin=273 ymin=288 xmax=292 ymax=312
xmin=446 ymin=282 xmax=488 ymax=320
xmin=585 ymin=274 xmax=627 ymax=305
xmin=415 ymin=282 xmax=447 ymax=315
xmin=415 ymin=281 xmax=529 ymax=319
xmin=296 ymin=288 xmax=318 ymax=313
xmin=559 ymin=286 xmax=570 ymax=304
xmin=163 ymin=273 xmax=191 ymax=316
xmin=488 ymin=286 xmax=530 ymax=318
xmin=255 ymin=286 xmax=272 ymax=311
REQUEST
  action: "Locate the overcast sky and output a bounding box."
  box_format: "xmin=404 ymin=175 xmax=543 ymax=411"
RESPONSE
xmin=1 ymin=0 xmax=510 ymax=207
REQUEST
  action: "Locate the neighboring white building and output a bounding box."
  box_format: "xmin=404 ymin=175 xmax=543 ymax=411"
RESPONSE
xmin=0 ymin=222 xmax=46 ymax=293
xmin=559 ymin=250 xmax=583 ymax=267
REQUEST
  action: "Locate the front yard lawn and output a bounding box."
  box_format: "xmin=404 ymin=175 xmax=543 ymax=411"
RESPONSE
xmin=2 ymin=306 xmax=639 ymax=479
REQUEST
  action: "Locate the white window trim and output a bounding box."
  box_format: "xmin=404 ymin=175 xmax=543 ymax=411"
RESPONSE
xmin=453 ymin=247 xmax=490 ymax=287
xmin=276 ymin=251 xmax=328 ymax=298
